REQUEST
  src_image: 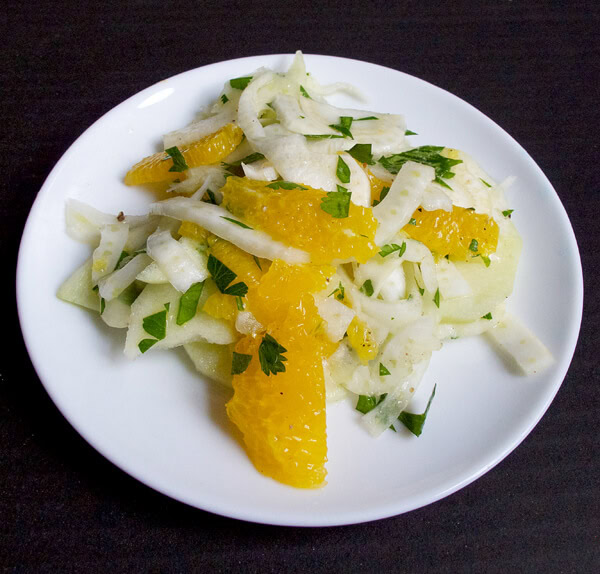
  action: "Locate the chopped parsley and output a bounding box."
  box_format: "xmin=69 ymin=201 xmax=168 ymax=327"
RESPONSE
xmin=408 ymin=218 xmax=417 ymax=226
xmin=405 ymin=129 xmax=418 ymax=136
xmin=320 ymin=187 xmax=351 ymax=218
xmin=165 ymin=146 xmax=189 ymax=173
xmin=329 ymin=281 xmax=345 ymax=301
xmin=207 ymin=254 xmax=248 ymax=297
xmin=355 ymin=393 xmax=387 ymax=415
xmin=336 ymin=156 xmax=351 ymax=183
xmin=176 ymin=282 xmax=205 ymax=326
xmin=329 ymin=116 xmax=353 ymax=139
xmin=372 ymin=186 xmax=390 ymax=207
xmin=304 ymin=134 xmax=344 ymax=140
xmin=138 ymin=339 xmax=158 ymax=354
xmin=222 ymin=152 xmax=265 ymax=169
xmin=433 ymin=288 xmax=440 ymax=308
xmin=100 ymin=297 xmax=106 ymax=315
xmin=347 ymin=143 xmax=374 ymax=165
xmin=220 ymin=216 xmax=253 ymax=229
xmin=142 ymin=308 xmax=167 ymax=340
xmin=469 ymin=239 xmax=479 ymax=252
xmin=230 ymin=76 xmax=253 ymax=90
xmin=480 ymin=178 xmax=492 ymax=188
xmin=379 ymin=146 xmax=462 ymax=183
xmin=398 ymin=384 xmax=437 ymax=437
xmin=502 ymin=209 xmax=514 ymax=218
xmin=253 ymin=255 xmax=262 ymax=271
xmin=258 ymin=334 xmax=287 ymax=376
xmin=482 ymin=312 xmax=493 ymax=320
xmin=266 ymin=181 xmax=307 ymax=190
xmin=231 ymin=352 xmax=252 ymax=375
xmin=379 ymin=242 xmax=406 ymax=258
xmin=220 ymin=94 xmax=229 ymax=104
xmin=354 ymin=116 xmax=378 ymax=121
xmin=379 ymin=363 xmax=391 ymax=376
xmin=203 ymin=189 xmax=218 ymax=205
xmin=360 ymin=279 xmax=374 ymax=297
xmin=300 ymin=85 xmax=311 ymax=98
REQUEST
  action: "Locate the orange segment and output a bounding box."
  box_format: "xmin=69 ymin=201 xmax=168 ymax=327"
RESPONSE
xmin=124 ymin=123 xmax=243 ymax=185
xmin=202 ymin=292 xmax=237 ymax=322
xmin=403 ymin=206 xmax=499 ymax=261
xmin=346 ymin=316 xmax=378 ymax=364
xmin=208 ymin=238 xmax=265 ymax=288
xmin=178 ymin=221 xmax=210 ymax=242
xmin=226 ymin=260 xmax=336 ymax=488
xmin=220 ymin=176 xmax=378 ymax=264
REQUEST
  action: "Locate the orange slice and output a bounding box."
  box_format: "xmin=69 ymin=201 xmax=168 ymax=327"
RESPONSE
xmin=226 ymin=260 xmax=336 ymax=488
xmin=124 ymin=123 xmax=243 ymax=185
xmin=403 ymin=206 xmax=499 ymax=261
xmin=220 ymin=176 xmax=378 ymax=264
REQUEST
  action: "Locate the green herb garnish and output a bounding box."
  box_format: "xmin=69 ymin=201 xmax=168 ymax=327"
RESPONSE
xmin=355 ymin=393 xmax=387 ymax=415
xmin=304 ymin=134 xmax=344 ymax=140
xmin=469 ymin=239 xmax=479 ymax=252
xmin=222 ymin=152 xmax=265 ymax=169
xmin=482 ymin=312 xmax=493 ymax=320
xmin=502 ymin=209 xmax=514 ymax=218
xmin=329 ymin=116 xmax=353 ymax=139
xmin=300 ymin=85 xmax=311 ymax=99
xmin=230 ymin=76 xmax=253 ymax=90
xmin=220 ymin=94 xmax=229 ymax=104
xmin=329 ymin=281 xmax=345 ymax=301
xmin=360 ymin=279 xmax=374 ymax=297
xmin=347 ymin=143 xmax=374 ymax=165
xmin=203 ymin=189 xmax=217 ymax=205
xmin=266 ymin=181 xmax=308 ymax=190
xmin=336 ymin=156 xmax=351 ymax=183
xmin=253 ymin=255 xmax=262 ymax=271
xmin=220 ymin=216 xmax=253 ymax=229
xmin=379 ymin=242 xmax=406 ymax=258
xmin=321 ymin=187 xmax=351 ymax=218
xmin=480 ymin=178 xmax=492 ymax=188
xmin=379 ymin=146 xmax=462 ymax=181
xmin=372 ymin=186 xmax=390 ymax=207
xmin=405 ymin=129 xmax=418 ymax=136
xmin=231 ymin=352 xmax=252 ymax=375
xmin=165 ymin=146 xmax=189 ymax=173
xmin=138 ymin=339 xmax=158 ymax=354
xmin=142 ymin=309 xmax=167 ymax=340
xmin=354 ymin=116 xmax=378 ymax=121
xmin=398 ymin=384 xmax=437 ymax=437
xmin=207 ymin=254 xmax=248 ymax=297
xmin=379 ymin=363 xmax=391 ymax=376
xmin=258 ymin=333 xmax=287 ymax=376
xmin=176 ymin=282 xmax=204 ymax=326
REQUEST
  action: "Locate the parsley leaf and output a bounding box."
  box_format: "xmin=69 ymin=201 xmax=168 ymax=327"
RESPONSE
xmin=398 ymin=384 xmax=437 ymax=437
xmin=379 ymin=363 xmax=391 ymax=376
xmin=405 ymin=129 xmax=418 ymax=136
xmin=222 ymin=152 xmax=265 ymax=169
xmin=409 ymin=218 xmax=417 ymax=225
xmin=379 ymin=242 xmax=406 ymax=258
xmin=300 ymin=85 xmax=311 ymax=99
xmin=304 ymin=134 xmax=344 ymax=140
xmin=207 ymin=254 xmax=248 ymax=297
xmin=253 ymin=255 xmax=262 ymax=271
xmin=328 ymin=281 xmax=345 ymax=301
xmin=176 ymin=282 xmax=204 ymax=326
xmin=336 ymin=156 xmax=351 ymax=183
xmin=379 ymin=146 xmax=462 ymax=181
xmin=266 ymin=181 xmax=308 ymax=190
xmin=220 ymin=94 xmax=229 ymax=104
xmin=203 ymin=189 xmax=218 ymax=205
xmin=165 ymin=146 xmax=189 ymax=173
xmin=230 ymin=76 xmax=253 ymax=90
xmin=321 ymin=187 xmax=351 ymax=218
xmin=360 ymin=279 xmax=374 ymax=297
xmin=355 ymin=393 xmax=387 ymax=414
xmin=231 ymin=352 xmax=252 ymax=375
xmin=480 ymin=178 xmax=492 ymax=188
xmin=354 ymin=116 xmax=378 ymax=121
xmin=372 ymin=186 xmax=390 ymax=207
xmin=142 ymin=309 xmax=167 ymax=340
xmin=482 ymin=312 xmax=493 ymax=320
xmin=469 ymin=239 xmax=479 ymax=252
xmin=502 ymin=209 xmax=514 ymax=218
xmin=347 ymin=143 xmax=374 ymax=165
xmin=258 ymin=334 xmax=287 ymax=376
xmin=138 ymin=339 xmax=158 ymax=354
xmin=329 ymin=116 xmax=354 ymax=139
xmin=433 ymin=288 xmax=440 ymax=308
xmin=220 ymin=216 xmax=253 ymax=229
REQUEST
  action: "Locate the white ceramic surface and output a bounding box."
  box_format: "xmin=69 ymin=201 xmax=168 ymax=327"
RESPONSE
xmin=16 ymin=54 xmax=583 ymax=526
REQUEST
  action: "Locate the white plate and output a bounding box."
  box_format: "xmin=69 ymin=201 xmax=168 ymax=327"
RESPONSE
xmin=16 ymin=54 xmax=583 ymax=526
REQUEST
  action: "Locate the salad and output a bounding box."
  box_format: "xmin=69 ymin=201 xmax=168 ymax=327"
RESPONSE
xmin=58 ymin=51 xmax=553 ymax=489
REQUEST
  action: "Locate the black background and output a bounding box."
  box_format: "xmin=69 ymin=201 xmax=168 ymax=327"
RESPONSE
xmin=2 ymin=1 xmax=599 ymax=572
